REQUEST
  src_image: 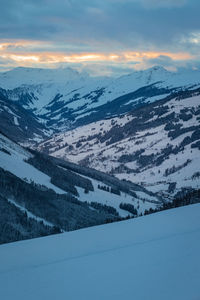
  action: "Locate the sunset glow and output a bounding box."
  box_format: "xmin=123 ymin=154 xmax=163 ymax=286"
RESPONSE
xmin=0 ymin=40 xmax=193 ymax=70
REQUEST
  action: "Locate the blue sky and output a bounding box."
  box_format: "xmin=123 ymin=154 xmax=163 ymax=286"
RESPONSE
xmin=0 ymin=0 xmax=200 ymax=75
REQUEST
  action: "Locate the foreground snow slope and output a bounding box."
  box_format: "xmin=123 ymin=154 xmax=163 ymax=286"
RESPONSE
xmin=0 ymin=204 xmax=200 ymax=300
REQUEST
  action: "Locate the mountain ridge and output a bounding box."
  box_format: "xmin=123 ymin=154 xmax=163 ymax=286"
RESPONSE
xmin=1 ymin=66 xmax=200 ymax=136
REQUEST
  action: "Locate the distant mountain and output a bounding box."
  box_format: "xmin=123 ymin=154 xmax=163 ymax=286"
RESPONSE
xmin=1 ymin=66 xmax=200 ymax=136
xmin=0 ymin=87 xmax=51 ymax=143
xmin=39 ymin=88 xmax=200 ymax=198
xmin=0 ymin=132 xmax=162 ymax=244
xmin=0 ymin=67 xmax=83 ymax=88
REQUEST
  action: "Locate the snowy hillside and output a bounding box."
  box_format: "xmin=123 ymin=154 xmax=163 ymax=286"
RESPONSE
xmin=40 ymin=89 xmax=200 ymax=198
xmin=0 ymin=132 xmax=163 ymax=244
xmin=0 ymin=203 xmax=200 ymax=300
xmin=0 ymin=133 xmax=64 ymax=193
xmin=1 ymin=66 xmax=200 ymax=132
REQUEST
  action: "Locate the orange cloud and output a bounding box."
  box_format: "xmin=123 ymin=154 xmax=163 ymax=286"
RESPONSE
xmin=9 ymin=54 xmax=39 ymax=62
xmin=0 ymin=40 xmax=194 ymax=71
xmin=0 ymin=40 xmax=193 ymax=64
xmin=1 ymin=52 xmax=119 ymax=64
xmin=1 ymin=51 xmax=192 ymax=63
xmin=63 ymin=53 xmax=121 ymax=62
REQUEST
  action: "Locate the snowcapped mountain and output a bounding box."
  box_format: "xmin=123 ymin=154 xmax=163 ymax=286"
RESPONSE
xmin=0 ymin=67 xmax=84 ymax=88
xmin=1 ymin=66 xmax=200 ymax=133
xmin=1 ymin=203 xmax=200 ymax=300
xmin=39 ymin=88 xmax=200 ymax=198
xmin=0 ymin=132 xmax=162 ymax=244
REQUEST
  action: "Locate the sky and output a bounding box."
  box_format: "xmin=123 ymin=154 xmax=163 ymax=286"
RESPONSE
xmin=0 ymin=0 xmax=200 ymax=76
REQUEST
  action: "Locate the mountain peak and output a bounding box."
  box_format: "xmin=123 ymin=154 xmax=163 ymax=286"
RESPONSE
xmin=145 ymin=66 xmax=169 ymax=73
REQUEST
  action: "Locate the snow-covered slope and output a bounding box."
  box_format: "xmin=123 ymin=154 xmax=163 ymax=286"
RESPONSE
xmin=0 ymin=203 xmax=200 ymax=300
xmin=0 ymin=133 xmax=63 ymax=193
xmin=1 ymin=66 xmax=200 ymax=132
xmin=40 ymin=89 xmax=200 ymax=198
xmin=0 ymin=132 xmax=163 ymax=244
xmin=0 ymin=132 xmax=162 ymax=215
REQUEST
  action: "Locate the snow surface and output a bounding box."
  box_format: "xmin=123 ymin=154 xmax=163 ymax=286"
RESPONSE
xmin=0 ymin=204 xmax=200 ymax=300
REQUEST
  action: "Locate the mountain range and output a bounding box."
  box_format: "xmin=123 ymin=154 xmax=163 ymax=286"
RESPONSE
xmin=1 ymin=66 xmax=200 ymax=141
xmin=0 ymin=66 xmax=200 ymax=244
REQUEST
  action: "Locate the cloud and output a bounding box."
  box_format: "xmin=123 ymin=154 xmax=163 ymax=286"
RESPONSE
xmin=0 ymin=0 xmax=199 ymax=50
xmin=0 ymin=48 xmax=197 ymax=76
xmin=111 ymin=0 xmax=187 ymax=8
xmin=138 ymin=0 xmax=187 ymax=8
xmin=0 ymin=0 xmax=199 ymax=75
xmin=135 ymin=55 xmax=176 ymax=70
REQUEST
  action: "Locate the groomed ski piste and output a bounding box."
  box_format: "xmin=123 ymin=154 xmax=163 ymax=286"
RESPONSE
xmin=0 ymin=204 xmax=200 ymax=300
